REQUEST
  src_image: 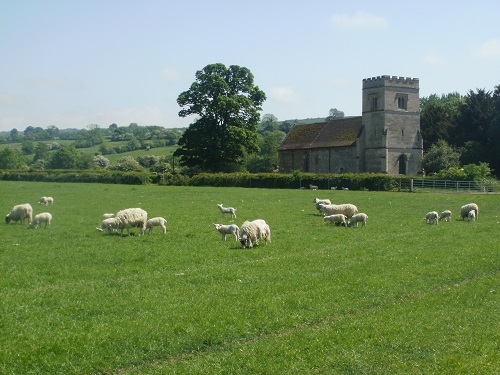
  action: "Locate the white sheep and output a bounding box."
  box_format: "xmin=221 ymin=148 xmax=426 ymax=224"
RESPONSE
xmin=424 ymin=211 xmax=439 ymax=225
xmin=460 ymin=203 xmax=479 ymax=221
xmin=439 ymin=210 xmax=452 ymax=222
xmin=309 ymin=184 xmax=319 ymax=190
xmin=146 ymin=217 xmax=167 ymax=234
xmin=217 ymin=204 xmax=237 ymax=219
xmin=103 ymin=213 xmax=115 ymax=219
xmin=213 ymin=223 xmax=240 ymax=241
xmin=29 ymin=212 xmax=52 ymax=229
xmin=5 ymin=203 xmax=33 ymax=225
xmin=115 ymin=208 xmax=148 ymax=236
xmin=38 ymin=196 xmax=54 ymax=205
xmin=348 ymin=213 xmax=368 ymax=228
xmin=313 ymin=198 xmax=332 ymax=213
xmin=468 ymin=210 xmax=476 ymax=222
xmin=96 ymin=218 xmax=119 ymax=234
xmin=239 ymin=219 xmax=270 ymax=249
xmin=323 ymin=214 xmax=347 ymax=227
xmin=319 ymin=203 xmax=358 ymax=219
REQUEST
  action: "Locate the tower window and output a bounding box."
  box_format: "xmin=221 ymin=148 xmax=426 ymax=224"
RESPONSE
xmin=370 ymin=94 xmax=378 ymax=111
xmin=397 ymin=94 xmax=408 ymax=110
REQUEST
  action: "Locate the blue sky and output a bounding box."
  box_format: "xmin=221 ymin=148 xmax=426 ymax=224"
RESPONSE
xmin=1 ymin=0 xmax=499 ymax=132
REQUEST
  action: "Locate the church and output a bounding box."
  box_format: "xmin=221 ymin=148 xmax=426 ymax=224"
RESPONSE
xmin=277 ymin=75 xmax=423 ymax=175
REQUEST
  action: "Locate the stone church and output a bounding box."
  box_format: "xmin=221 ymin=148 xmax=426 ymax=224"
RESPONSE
xmin=278 ymin=75 xmax=423 ymax=175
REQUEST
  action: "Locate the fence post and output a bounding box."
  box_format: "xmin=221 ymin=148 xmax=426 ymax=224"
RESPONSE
xmin=410 ymin=179 xmax=413 ymax=192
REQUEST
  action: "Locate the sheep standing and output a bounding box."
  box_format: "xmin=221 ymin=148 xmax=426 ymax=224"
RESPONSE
xmin=439 ymin=210 xmax=452 ymax=222
xmin=217 ymin=204 xmax=237 ymax=219
xmin=239 ymin=219 xmax=270 ymax=249
xmin=313 ymin=198 xmax=331 ymax=213
xmin=460 ymin=203 xmax=479 ymax=221
xmin=146 ymin=217 xmax=167 ymax=234
xmin=115 ymin=208 xmax=148 ymax=236
xmin=348 ymin=213 xmax=368 ymax=228
xmin=309 ymin=184 xmax=319 ymax=190
xmin=38 ymin=196 xmax=54 ymax=205
xmin=5 ymin=203 xmax=33 ymax=225
xmin=96 ymin=218 xmax=119 ymax=234
xmin=468 ymin=210 xmax=476 ymax=222
xmin=319 ymin=203 xmax=358 ymax=219
xmin=323 ymin=214 xmax=347 ymax=227
xmin=29 ymin=213 xmax=52 ymax=229
xmin=213 ymin=223 xmax=240 ymax=241
xmin=424 ymin=211 xmax=439 ymax=224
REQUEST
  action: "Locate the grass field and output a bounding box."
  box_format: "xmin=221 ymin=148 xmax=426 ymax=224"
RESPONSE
xmin=1 ymin=181 xmax=498 ymax=374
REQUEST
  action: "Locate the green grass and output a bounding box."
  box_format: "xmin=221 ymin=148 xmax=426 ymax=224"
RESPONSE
xmin=1 ymin=181 xmax=498 ymax=374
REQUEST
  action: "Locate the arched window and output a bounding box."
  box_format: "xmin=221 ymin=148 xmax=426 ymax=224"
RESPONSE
xmin=398 ymin=154 xmax=407 ymax=175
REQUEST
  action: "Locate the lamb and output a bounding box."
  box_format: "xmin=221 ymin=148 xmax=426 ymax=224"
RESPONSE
xmin=323 ymin=214 xmax=347 ymax=227
xmin=239 ymin=219 xmax=270 ymax=249
xmin=96 ymin=218 xmax=119 ymax=234
xmin=5 ymin=203 xmax=33 ymax=224
xmin=439 ymin=210 xmax=452 ymax=222
xmin=468 ymin=210 xmax=476 ymax=222
xmin=217 ymin=204 xmax=237 ymax=219
xmin=103 ymin=213 xmax=115 ymax=219
xmin=460 ymin=203 xmax=479 ymax=221
xmin=97 ymin=208 xmax=148 ymax=236
xmin=309 ymin=184 xmax=319 ymax=190
xmin=29 ymin=212 xmax=52 ymax=229
xmin=38 ymin=196 xmax=54 ymax=205
xmin=213 ymin=223 xmax=240 ymax=241
xmin=348 ymin=213 xmax=368 ymax=228
xmin=146 ymin=217 xmax=167 ymax=234
xmin=318 ymin=203 xmax=358 ymax=219
xmin=424 ymin=211 xmax=439 ymax=224
xmin=313 ymin=198 xmax=332 ymax=213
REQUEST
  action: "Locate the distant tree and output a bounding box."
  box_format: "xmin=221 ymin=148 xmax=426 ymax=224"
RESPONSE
xmin=420 ymin=103 xmax=456 ymax=150
xmin=261 ymin=114 xmax=278 ymax=132
xmin=175 ymin=63 xmax=266 ymax=172
xmin=33 ymin=142 xmax=50 ymax=163
xmin=9 ymin=128 xmax=21 ymax=142
xmin=327 ymin=108 xmax=344 ymax=121
xmin=421 ymin=140 xmax=461 ymax=175
xmin=49 ymin=145 xmax=80 ymax=169
xmin=46 ymin=125 xmax=59 ymax=139
xmin=21 ymin=140 xmax=35 ymax=155
xmin=279 ymin=120 xmax=295 ymax=134
xmin=0 ymin=147 xmax=25 ymax=169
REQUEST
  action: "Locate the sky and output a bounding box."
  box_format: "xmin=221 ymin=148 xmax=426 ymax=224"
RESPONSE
xmin=1 ymin=0 xmax=500 ymax=132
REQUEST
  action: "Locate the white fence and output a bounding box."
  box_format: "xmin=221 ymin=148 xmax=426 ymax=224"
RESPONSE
xmin=398 ymin=179 xmax=498 ymax=193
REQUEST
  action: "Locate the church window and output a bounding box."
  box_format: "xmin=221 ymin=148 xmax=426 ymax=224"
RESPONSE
xmin=370 ymin=95 xmax=378 ymax=111
xmin=397 ymin=94 xmax=408 ymax=110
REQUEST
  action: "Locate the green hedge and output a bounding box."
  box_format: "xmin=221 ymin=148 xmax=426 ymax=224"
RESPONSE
xmin=0 ymin=170 xmax=150 ymax=185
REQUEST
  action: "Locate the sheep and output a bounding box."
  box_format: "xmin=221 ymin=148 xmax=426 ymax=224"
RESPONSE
xmin=217 ymin=204 xmax=237 ymax=219
xmin=342 ymin=187 xmax=349 ymax=191
xmin=29 ymin=212 xmax=52 ymax=229
xmin=323 ymin=214 xmax=347 ymax=227
xmin=468 ymin=210 xmax=476 ymax=222
xmin=114 ymin=208 xmax=148 ymax=236
xmin=103 ymin=213 xmax=115 ymax=219
xmin=96 ymin=217 xmax=119 ymax=234
xmin=38 ymin=196 xmax=54 ymax=205
xmin=146 ymin=217 xmax=167 ymax=234
xmin=313 ymin=198 xmax=332 ymax=213
xmin=424 ymin=211 xmax=439 ymax=224
xmin=460 ymin=203 xmax=479 ymax=221
xmin=319 ymin=203 xmax=358 ymax=219
xmin=213 ymin=223 xmax=240 ymax=241
xmin=5 ymin=203 xmax=33 ymax=225
xmin=309 ymin=184 xmax=319 ymax=190
xmin=239 ymin=219 xmax=270 ymax=249
xmin=348 ymin=213 xmax=368 ymax=228
xmin=439 ymin=210 xmax=452 ymax=222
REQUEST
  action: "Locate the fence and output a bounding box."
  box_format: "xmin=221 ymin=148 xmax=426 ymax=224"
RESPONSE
xmin=398 ymin=178 xmax=498 ymax=193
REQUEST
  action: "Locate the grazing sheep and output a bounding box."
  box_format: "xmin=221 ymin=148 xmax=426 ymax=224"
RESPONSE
xmin=319 ymin=203 xmax=358 ymax=219
xmin=323 ymin=214 xmax=347 ymax=227
xmin=424 ymin=211 xmax=439 ymax=224
xmin=103 ymin=213 xmax=115 ymax=219
xmin=313 ymin=198 xmax=332 ymax=213
xmin=309 ymin=184 xmax=319 ymax=190
xmin=114 ymin=208 xmax=148 ymax=236
xmin=5 ymin=203 xmax=33 ymax=225
xmin=348 ymin=213 xmax=368 ymax=228
xmin=213 ymin=223 xmax=240 ymax=241
xmin=29 ymin=212 xmax=52 ymax=229
xmin=331 ymin=186 xmax=337 ymax=190
xmin=342 ymin=187 xmax=349 ymax=191
xmin=468 ymin=210 xmax=476 ymax=222
xmin=239 ymin=219 xmax=270 ymax=249
xmin=38 ymin=196 xmax=54 ymax=205
xmin=439 ymin=210 xmax=452 ymax=222
xmin=146 ymin=217 xmax=167 ymax=234
xmin=460 ymin=203 xmax=479 ymax=221
xmin=217 ymin=204 xmax=237 ymax=219
xmin=96 ymin=218 xmax=119 ymax=234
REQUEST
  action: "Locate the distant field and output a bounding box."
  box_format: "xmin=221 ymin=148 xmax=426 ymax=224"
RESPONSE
xmin=1 ymin=181 xmax=498 ymax=374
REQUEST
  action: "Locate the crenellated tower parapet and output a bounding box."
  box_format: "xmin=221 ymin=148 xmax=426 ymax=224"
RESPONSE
xmin=362 ymin=75 xmax=419 ymax=89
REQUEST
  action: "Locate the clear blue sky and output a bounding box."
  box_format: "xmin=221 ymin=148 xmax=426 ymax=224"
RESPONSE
xmin=1 ymin=0 xmax=499 ymax=132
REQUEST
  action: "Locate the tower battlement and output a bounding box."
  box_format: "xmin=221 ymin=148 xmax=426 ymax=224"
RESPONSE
xmin=363 ymin=75 xmax=419 ymax=89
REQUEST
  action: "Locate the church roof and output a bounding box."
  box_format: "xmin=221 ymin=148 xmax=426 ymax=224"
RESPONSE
xmin=278 ymin=116 xmax=363 ymax=151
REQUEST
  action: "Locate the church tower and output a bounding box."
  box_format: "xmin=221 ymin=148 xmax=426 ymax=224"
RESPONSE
xmin=361 ymin=75 xmax=423 ymax=175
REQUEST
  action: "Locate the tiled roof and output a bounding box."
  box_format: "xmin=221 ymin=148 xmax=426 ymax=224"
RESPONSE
xmin=278 ymin=116 xmax=363 ymax=150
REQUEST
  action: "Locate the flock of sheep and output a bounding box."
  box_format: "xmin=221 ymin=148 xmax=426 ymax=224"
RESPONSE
xmin=4 ymin=197 xmax=54 ymax=229
xmin=313 ymin=197 xmax=368 ymax=228
xmin=424 ymin=203 xmax=479 ymax=224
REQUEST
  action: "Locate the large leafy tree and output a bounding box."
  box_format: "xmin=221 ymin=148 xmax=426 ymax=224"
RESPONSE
xmin=174 ymin=63 xmax=266 ymax=173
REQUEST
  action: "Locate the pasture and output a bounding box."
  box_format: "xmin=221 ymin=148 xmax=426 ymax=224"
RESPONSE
xmin=1 ymin=181 xmax=498 ymax=374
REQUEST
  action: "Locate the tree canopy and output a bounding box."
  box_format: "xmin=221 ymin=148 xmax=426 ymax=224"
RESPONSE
xmin=174 ymin=63 xmax=266 ymax=173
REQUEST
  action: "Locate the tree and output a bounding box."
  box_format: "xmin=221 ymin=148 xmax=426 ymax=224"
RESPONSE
xmin=33 ymin=142 xmax=50 ymax=163
xmin=0 ymin=147 xmax=25 ymax=169
xmin=421 ymin=140 xmax=460 ymax=175
xmin=327 ymin=108 xmax=344 ymax=121
xmin=261 ymin=114 xmax=278 ymax=132
xmin=49 ymin=145 xmax=80 ymax=169
xmin=174 ymin=63 xmax=266 ymax=172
